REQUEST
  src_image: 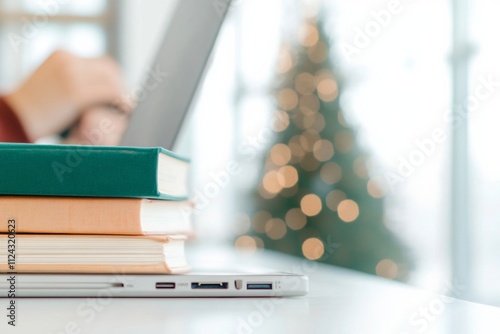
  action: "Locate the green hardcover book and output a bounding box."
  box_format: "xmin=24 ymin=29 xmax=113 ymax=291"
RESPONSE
xmin=0 ymin=143 xmax=189 ymax=200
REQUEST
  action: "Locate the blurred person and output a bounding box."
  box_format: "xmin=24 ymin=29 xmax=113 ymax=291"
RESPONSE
xmin=0 ymin=50 xmax=133 ymax=144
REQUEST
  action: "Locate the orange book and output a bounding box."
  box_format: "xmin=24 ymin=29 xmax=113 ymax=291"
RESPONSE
xmin=0 ymin=196 xmax=192 ymax=235
xmin=0 ymin=234 xmax=189 ymax=274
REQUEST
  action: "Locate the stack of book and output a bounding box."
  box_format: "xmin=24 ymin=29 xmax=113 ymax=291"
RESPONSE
xmin=0 ymin=143 xmax=192 ymax=274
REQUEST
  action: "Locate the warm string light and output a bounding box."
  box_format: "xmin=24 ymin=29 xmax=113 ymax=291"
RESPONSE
xmin=310 ymin=69 xmax=339 ymax=103
xmin=320 ymin=162 xmax=342 ymax=184
xmin=289 ymin=141 xmax=305 ymax=163
xmin=234 ymin=235 xmax=257 ymax=254
xmin=293 ymin=113 xmax=317 ymax=130
xmin=353 ymin=156 xmax=370 ymax=179
xmin=375 ymin=259 xmax=398 ymax=279
xmin=262 ymin=170 xmax=284 ymax=194
xmin=313 ymin=139 xmax=334 ymax=161
xmin=295 ymin=72 xmax=316 ymax=95
xmin=311 ymin=113 xmax=326 ymax=132
xmin=299 ymin=94 xmax=320 ymax=113
xmin=300 ymin=194 xmax=322 ymax=216
xmin=277 ymin=88 xmax=299 ymax=111
xmin=234 ymin=235 xmax=265 ymax=254
xmin=299 ymin=131 xmax=320 ymax=152
xmin=251 ymin=19 xmax=400 ymax=273
xmin=367 ymin=178 xmax=385 ymax=198
xmin=299 ymin=23 xmax=319 ymax=47
xmin=326 ymin=190 xmax=346 ymax=212
xmin=262 ymin=145 xmax=299 ymax=197
xmin=258 ymin=183 xmax=275 ymax=199
xmin=278 ymin=165 xmax=298 ymax=188
xmin=307 ymin=41 xmax=328 ymax=64
xmin=302 ymin=237 xmax=324 ymax=260
xmin=270 ymin=143 xmax=292 ymax=166
xmin=337 ymin=199 xmax=360 ymax=223
xmin=276 ymin=49 xmax=293 ymax=74
xmin=317 ymin=78 xmax=338 ymax=102
xmin=252 ymin=211 xmax=271 ymax=233
xmin=265 ymin=218 xmax=287 ymax=240
xmin=271 ymin=110 xmax=290 ymax=132
xmin=285 ymin=208 xmax=307 ymax=230
xmin=269 ymin=38 xmax=341 ymax=198
xmin=264 ymin=28 xmax=345 ymax=211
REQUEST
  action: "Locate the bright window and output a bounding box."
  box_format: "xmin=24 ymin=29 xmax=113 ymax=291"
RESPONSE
xmin=194 ymin=0 xmax=500 ymax=306
xmin=0 ymin=0 xmax=115 ymax=90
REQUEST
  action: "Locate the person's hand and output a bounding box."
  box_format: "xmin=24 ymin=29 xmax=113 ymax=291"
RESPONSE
xmin=62 ymin=105 xmax=130 ymax=146
xmin=4 ymin=50 xmax=133 ymax=144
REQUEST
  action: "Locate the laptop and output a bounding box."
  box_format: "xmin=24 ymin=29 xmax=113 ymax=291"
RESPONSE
xmin=0 ymin=0 xmax=308 ymax=297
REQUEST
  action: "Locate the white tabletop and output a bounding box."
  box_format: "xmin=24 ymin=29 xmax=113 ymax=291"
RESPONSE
xmin=2 ymin=245 xmax=500 ymax=334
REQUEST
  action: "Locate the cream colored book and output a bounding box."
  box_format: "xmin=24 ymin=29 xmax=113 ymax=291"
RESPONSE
xmin=0 ymin=235 xmax=189 ymax=274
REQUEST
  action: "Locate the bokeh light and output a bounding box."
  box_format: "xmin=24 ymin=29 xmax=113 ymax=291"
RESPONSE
xmin=285 ymin=208 xmax=307 ymax=230
xmin=295 ymin=72 xmax=316 ymax=95
xmin=326 ymin=190 xmax=347 ymax=212
xmin=300 ymin=24 xmax=319 ymax=47
xmin=265 ymin=218 xmax=287 ymax=240
xmin=300 ymin=194 xmax=322 ymax=216
xmin=276 ymin=49 xmax=292 ymax=74
xmin=271 ymin=110 xmax=290 ymax=132
xmin=277 ymin=88 xmax=298 ymax=110
xmin=337 ymin=199 xmax=359 ymax=222
xmin=302 ymin=238 xmax=324 ymax=260
xmin=235 ymin=236 xmax=257 ymax=254
xmin=317 ymin=78 xmax=338 ymax=102
xmin=262 ymin=170 xmax=285 ymax=194
xmin=252 ymin=211 xmax=271 ymax=233
xmin=270 ymin=143 xmax=292 ymax=166
xmin=367 ymin=178 xmax=385 ymax=198
xmin=278 ymin=165 xmax=299 ymax=188
xmin=320 ymin=162 xmax=342 ymax=184
xmin=375 ymin=259 xmax=398 ymax=279
xmin=313 ymin=139 xmax=334 ymax=161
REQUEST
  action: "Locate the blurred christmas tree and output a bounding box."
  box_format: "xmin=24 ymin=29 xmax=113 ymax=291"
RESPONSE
xmin=239 ymin=16 xmax=411 ymax=281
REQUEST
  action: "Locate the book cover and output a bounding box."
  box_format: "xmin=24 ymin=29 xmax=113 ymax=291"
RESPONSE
xmin=0 ymin=143 xmax=189 ymax=199
xmin=0 ymin=196 xmax=193 ymax=235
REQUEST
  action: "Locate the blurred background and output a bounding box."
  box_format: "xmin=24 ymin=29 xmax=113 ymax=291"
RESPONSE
xmin=1 ymin=0 xmax=499 ymax=306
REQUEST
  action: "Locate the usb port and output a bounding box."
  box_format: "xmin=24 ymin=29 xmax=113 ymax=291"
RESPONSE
xmin=156 ymin=282 xmax=175 ymax=289
xmin=247 ymin=283 xmax=273 ymax=290
xmin=191 ymin=282 xmax=228 ymax=289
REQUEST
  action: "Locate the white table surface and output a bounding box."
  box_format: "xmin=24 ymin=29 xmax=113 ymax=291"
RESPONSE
xmin=2 ymin=245 xmax=500 ymax=334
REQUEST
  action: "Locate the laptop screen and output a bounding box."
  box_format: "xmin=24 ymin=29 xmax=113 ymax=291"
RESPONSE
xmin=122 ymin=0 xmax=233 ymax=150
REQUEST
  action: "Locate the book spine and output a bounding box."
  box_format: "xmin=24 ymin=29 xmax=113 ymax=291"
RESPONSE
xmin=0 ymin=197 xmax=144 ymax=235
xmin=0 ymin=145 xmax=162 ymax=198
